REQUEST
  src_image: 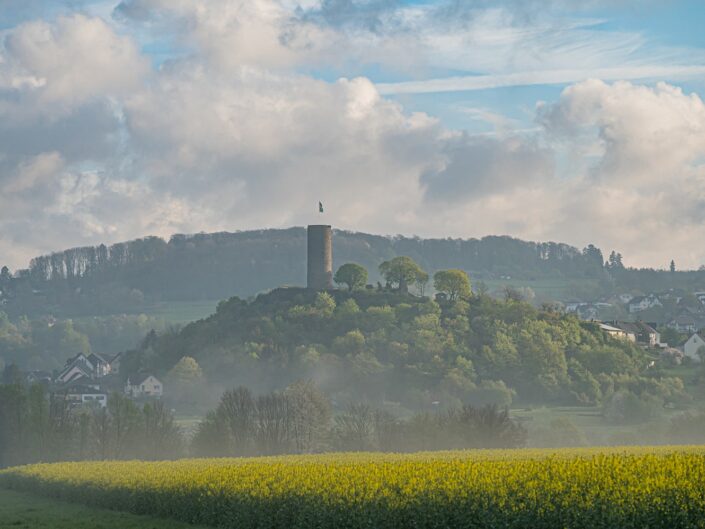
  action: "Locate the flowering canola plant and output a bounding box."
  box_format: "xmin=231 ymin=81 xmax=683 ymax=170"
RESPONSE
xmin=3 ymin=447 xmax=705 ymax=528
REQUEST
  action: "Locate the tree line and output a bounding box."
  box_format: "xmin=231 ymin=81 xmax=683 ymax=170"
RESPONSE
xmin=192 ymin=382 xmax=527 ymax=456
xmin=0 ymin=228 xmax=635 ymax=317
xmin=0 ymin=383 xmax=181 ymax=468
xmin=0 ymin=380 xmax=526 ymax=468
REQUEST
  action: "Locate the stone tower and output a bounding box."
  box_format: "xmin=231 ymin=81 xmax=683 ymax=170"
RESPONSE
xmin=307 ymin=225 xmax=333 ymax=290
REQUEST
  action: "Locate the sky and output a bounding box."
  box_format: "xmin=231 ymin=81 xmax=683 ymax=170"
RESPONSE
xmin=0 ymin=0 xmax=704 ymax=270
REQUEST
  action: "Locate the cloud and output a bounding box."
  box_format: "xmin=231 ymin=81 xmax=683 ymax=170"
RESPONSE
xmin=376 ymin=66 xmax=705 ymax=95
xmin=1 ymin=2 xmax=705 ymax=273
xmin=536 ymin=80 xmax=705 ymax=266
xmin=1 ymin=14 xmax=149 ymax=109
xmin=422 ymin=133 xmax=553 ymax=201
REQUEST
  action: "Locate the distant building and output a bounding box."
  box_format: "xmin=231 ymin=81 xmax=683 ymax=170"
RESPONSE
xmin=619 ymin=293 xmax=634 ymax=304
xmin=87 ymin=353 xmax=111 ymax=377
xmin=599 ymin=323 xmax=631 ymax=341
xmin=25 ymin=370 xmax=53 ymax=386
xmin=55 ymin=353 xmax=96 ymax=385
xmin=64 ymin=384 xmax=108 ymax=408
xmin=108 ymin=352 xmax=123 ymax=374
xmin=667 ymin=313 xmax=705 ymax=334
xmin=56 ymin=378 xmax=108 ymax=408
xmin=566 ymin=302 xmax=599 ymax=320
xmin=684 ymin=332 xmax=705 ymax=362
xmin=611 ymin=322 xmax=660 ymax=347
xmin=125 ymin=375 xmax=163 ymax=398
xmin=55 ymin=352 xmax=113 ymax=385
xmin=628 ymin=295 xmax=662 ymax=313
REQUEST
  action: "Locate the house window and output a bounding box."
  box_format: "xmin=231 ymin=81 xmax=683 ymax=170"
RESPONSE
xmin=141 ymin=385 xmax=145 ymax=390
xmin=154 ymin=385 xmax=160 ymax=391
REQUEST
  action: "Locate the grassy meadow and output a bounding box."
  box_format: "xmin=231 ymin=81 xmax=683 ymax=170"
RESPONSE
xmin=3 ymin=447 xmax=705 ymax=529
xmin=0 ymin=488 xmax=211 ymax=529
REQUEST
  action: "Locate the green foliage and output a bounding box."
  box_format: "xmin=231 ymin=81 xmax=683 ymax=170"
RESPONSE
xmin=118 ymin=288 xmax=677 ymax=410
xmin=0 ymin=385 xmax=183 ymax=467
xmin=0 ymin=312 xmax=168 ymax=372
xmin=334 ymin=263 xmax=368 ymax=291
xmin=379 ymin=256 xmax=427 ymax=293
xmin=433 ymin=269 xmax=471 ymax=300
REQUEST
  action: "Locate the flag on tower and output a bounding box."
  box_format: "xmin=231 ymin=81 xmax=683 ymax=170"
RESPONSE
xmin=319 ymin=201 xmax=324 ymax=213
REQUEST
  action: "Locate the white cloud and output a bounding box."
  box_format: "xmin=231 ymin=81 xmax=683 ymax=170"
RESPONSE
xmin=1 ymin=2 xmax=705 ymax=273
xmin=377 ymin=66 xmax=705 ymax=95
xmin=1 ymin=15 xmax=149 ymax=111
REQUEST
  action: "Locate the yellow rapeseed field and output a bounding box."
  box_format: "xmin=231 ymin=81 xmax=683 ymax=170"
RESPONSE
xmin=2 ymin=447 xmax=705 ymax=528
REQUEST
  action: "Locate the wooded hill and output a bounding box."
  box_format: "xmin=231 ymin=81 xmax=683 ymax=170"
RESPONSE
xmin=4 ymin=227 xmax=703 ymax=317
xmin=121 ymin=288 xmax=688 ymax=415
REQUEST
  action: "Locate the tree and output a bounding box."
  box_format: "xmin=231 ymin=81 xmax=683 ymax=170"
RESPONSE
xmin=582 ymin=245 xmax=604 ymax=270
xmin=285 ymin=381 xmax=331 ymax=453
xmin=334 ymin=263 xmax=368 ymax=291
xmin=217 ymin=386 xmax=256 ymax=455
xmin=379 ymin=256 xmax=427 ymax=293
xmin=0 ymin=267 xmax=11 ymax=294
xmin=433 ymin=269 xmax=471 ymax=301
xmin=313 ymin=292 xmax=336 ymax=317
xmin=165 ymin=356 xmax=204 ymax=411
xmin=167 ymin=356 xmax=203 ymax=385
xmin=415 ymin=270 xmax=429 ymax=296
xmin=608 ymin=251 xmax=624 ymax=270
xmin=141 ymin=400 xmax=182 ymax=459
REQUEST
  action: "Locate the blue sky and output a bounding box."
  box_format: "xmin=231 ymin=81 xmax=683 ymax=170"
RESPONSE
xmin=1 ymin=1 xmax=705 ymax=269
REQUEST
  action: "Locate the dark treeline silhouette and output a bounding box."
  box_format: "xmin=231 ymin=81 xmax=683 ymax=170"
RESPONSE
xmin=1 ymin=229 xmax=616 ymax=316
xmin=192 ymin=382 xmax=527 ymax=457
xmin=0 ymin=380 xmax=527 ymax=468
xmin=0 ymin=383 xmax=182 ymax=468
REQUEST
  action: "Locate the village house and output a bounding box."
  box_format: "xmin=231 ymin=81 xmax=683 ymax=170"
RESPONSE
xmin=599 ymin=323 xmax=631 ymax=341
xmin=667 ymin=313 xmax=705 ymax=334
xmin=684 ymin=332 xmax=705 ymax=362
xmin=125 ymin=374 xmax=163 ymax=398
xmin=627 ymin=295 xmax=662 ymax=314
xmin=63 ymin=384 xmax=108 ymax=408
xmin=618 ymin=293 xmax=634 ymax=304
xmin=611 ymin=322 xmax=661 ymax=347
xmin=108 ymin=351 xmax=123 ymax=374
xmin=55 ymin=353 xmax=96 ymax=385
xmin=56 ymin=377 xmax=108 ymax=408
xmin=55 ymin=352 xmax=114 ymax=386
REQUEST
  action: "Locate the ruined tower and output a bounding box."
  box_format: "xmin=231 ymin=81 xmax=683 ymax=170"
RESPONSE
xmin=307 ymin=225 xmax=333 ymax=290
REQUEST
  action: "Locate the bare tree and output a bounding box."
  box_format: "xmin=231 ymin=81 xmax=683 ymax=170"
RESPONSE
xmin=334 ymin=403 xmax=374 ymax=451
xmin=255 ymin=393 xmax=292 ymax=455
xmin=217 ymin=387 xmax=256 ymax=455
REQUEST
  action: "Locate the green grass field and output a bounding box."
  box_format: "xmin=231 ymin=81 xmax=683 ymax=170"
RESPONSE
xmin=482 ymin=278 xmax=600 ymax=301
xmin=0 ymin=488 xmax=210 ymax=529
xmin=139 ymin=300 xmax=220 ymax=323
